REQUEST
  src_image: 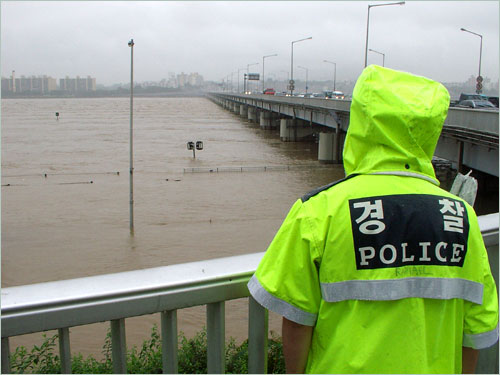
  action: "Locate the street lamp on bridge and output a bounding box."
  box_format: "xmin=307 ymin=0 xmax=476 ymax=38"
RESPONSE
xmin=262 ymin=54 xmax=278 ymax=93
xmin=297 ymin=65 xmax=309 ymax=94
xmin=281 ymin=70 xmax=289 ymax=93
xmin=237 ymin=67 xmax=246 ymax=93
xmin=290 ymin=36 xmax=312 ymax=96
xmin=368 ymin=48 xmax=386 ymax=67
xmin=460 ymin=27 xmax=483 ymax=94
xmin=323 ymin=60 xmax=337 ymax=91
xmin=231 ymin=71 xmax=237 ymax=92
xmin=364 ymin=1 xmax=405 ymax=68
xmin=246 ymin=62 xmax=259 ymax=93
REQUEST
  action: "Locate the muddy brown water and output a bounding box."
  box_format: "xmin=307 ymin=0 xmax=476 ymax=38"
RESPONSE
xmin=2 ymin=97 xmax=345 ymax=357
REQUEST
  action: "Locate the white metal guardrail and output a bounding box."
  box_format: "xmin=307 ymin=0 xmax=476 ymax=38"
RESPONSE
xmin=2 ymin=213 xmax=499 ymax=374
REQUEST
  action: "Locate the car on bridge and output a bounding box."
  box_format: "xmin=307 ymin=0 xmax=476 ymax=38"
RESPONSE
xmin=487 ymin=96 xmax=499 ymax=107
xmin=263 ymin=88 xmax=276 ymax=95
xmin=459 ymin=93 xmax=488 ymax=102
xmin=456 ymin=99 xmax=498 ymax=110
xmin=323 ymin=90 xmax=345 ymax=99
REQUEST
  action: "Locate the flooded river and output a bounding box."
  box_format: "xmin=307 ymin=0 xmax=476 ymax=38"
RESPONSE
xmin=2 ymin=97 xmax=345 ymax=357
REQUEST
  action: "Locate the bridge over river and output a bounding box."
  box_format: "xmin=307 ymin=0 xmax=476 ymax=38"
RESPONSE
xmin=209 ymin=93 xmax=499 ymax=177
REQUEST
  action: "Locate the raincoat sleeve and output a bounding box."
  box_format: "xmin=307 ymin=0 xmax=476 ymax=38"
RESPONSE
xmin=247 ymin=199 xmax=321 ymax=326
xmin=462 ymin=220 xmax=499 ymax=349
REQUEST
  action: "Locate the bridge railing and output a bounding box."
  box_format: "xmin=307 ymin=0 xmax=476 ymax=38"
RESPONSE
xmin=2 ymin=213 xmax=499 ymax=374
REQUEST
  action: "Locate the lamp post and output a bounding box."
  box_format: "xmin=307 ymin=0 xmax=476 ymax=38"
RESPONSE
xmin=291 ymin=36 xmax=312 ymax=95
xmin=364 ymin=1 xmax=404 ymax=68
xmin=297 ymin=66 xmax=309 ymax=94
xmin=368 ymin=48 xmax=386 ymax=67
xmin=323 ymin=60 xmax=337 ymax=91
xmin=231 ymin=71 xmax=236 ymax=92
xmin=237 ymin=67 xmax=245 ymax=93
xmin=460 ymin=27 xmax=483 ymax=93
xmin=127 ymin=38 xmax=135 ymax=234
xmin=262 ymin=54 xmax=278 ymax=93
xmin=246 ymin=62 xmax=259 ymax=93
xmin=280 ymin=70 xmax=289 ymax=93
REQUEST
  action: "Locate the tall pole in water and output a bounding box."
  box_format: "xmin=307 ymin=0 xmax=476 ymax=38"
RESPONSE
xmin=128 ymin=38 xmax=135 ymax=234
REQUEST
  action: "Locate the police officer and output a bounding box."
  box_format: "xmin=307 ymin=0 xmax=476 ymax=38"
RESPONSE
xmin=248 ymin=65 xmax=498 ymax=373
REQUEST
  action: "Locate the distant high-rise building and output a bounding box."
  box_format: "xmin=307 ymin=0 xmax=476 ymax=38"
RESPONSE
xmin=188 ymin=72 xmax=203 ymax=86
xmin=86 ymin=76 xmax=96 ymax=91
xmin=177 ymin=72 xmax=187 ymax=87
xmin=1 ymin=73 xmax=97 ymax=94
xmin=1 ymin=73 xmax=57 ymax=93
xmin=11 ymin=70 xmax=16 ymax=93
xmin=59 ymin=75 xmax=96 ymax=93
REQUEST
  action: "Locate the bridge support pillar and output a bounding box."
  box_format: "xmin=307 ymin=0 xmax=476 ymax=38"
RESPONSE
xmin=260 ymin=111 xmax=272 ymax=129
xmin=280 ymin=119 xmax=315 ymax=141
xmin=233 ymin=103 xmax=240 ymax=114
xmin=240 ymin=104 xmax=248 ymax=118
xmin=270 ymin=116 xmax=279 ymax=130
xmin=318 ymin=132 xmax=343 ymax=163
xmin=248 ymin=107 xmax=257 ymax=123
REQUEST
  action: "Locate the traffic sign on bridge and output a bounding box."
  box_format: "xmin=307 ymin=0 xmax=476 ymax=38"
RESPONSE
xmin=476 ymin=76 xmax=483 ymax=93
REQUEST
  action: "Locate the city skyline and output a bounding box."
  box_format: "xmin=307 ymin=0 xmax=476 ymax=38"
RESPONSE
xmin=1 ymin=2 xmax=498 ymax=87
xmin=1 ymin=71 xmax=207 ymax=91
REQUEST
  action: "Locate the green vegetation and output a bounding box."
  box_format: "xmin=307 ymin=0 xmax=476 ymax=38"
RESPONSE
xmin=8 ymin=326 xmax=285 ymax=374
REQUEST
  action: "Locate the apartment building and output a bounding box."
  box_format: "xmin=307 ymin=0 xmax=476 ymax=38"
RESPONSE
xmin=59 ymin=76 xmax=96 ymax=92
xmin=1 ymin=72 xmax=96 ymax=94
xmin=1 ymin=73 xmax=57 ymax=94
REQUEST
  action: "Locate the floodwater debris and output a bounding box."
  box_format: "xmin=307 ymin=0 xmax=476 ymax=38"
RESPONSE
xmin=58 ymin=181 xmax=94 ymax=185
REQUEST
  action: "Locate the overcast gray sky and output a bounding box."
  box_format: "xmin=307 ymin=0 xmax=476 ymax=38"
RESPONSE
xmin=1 ymin=1 xmax=499 ymax=86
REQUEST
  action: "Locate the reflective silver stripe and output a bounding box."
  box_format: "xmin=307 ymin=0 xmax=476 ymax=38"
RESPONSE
xmin=463 ymin=324 xmax=499 ymax=349
xmin=370 ymin=171 xmax=439 ymax=185
xmin=247 ymin=275 xmax=317 ymax=326
xmin=321 ymin=277 xmax=483 ymax=304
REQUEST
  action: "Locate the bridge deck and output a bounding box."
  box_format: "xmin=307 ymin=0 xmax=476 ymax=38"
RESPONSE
xmin=211 ymin=93 xmax=499 ymax=176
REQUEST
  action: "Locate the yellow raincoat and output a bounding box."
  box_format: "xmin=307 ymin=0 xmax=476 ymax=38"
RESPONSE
xmin=248 ymin=65 xmax=498 ymax=373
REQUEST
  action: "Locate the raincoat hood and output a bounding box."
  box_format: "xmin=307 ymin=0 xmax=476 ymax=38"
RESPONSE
xmin=343 ymin=65 xmax=450 ymax=184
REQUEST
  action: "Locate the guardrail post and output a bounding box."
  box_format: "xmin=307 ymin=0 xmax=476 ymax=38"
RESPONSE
xmin=58 ymin=327 xmax=72 ymax=373
xmin=1 ymin=337 xmax=11 ymax=374
xmin=248 ymin=296 xmax=269 ymax=374
xmin=161 ymin=310 xmax=178 ymax=374
xmin=207 ymin=302 xmax=225 ymax=374
xmin=110 ymin=319 xmax=127 ymax=374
